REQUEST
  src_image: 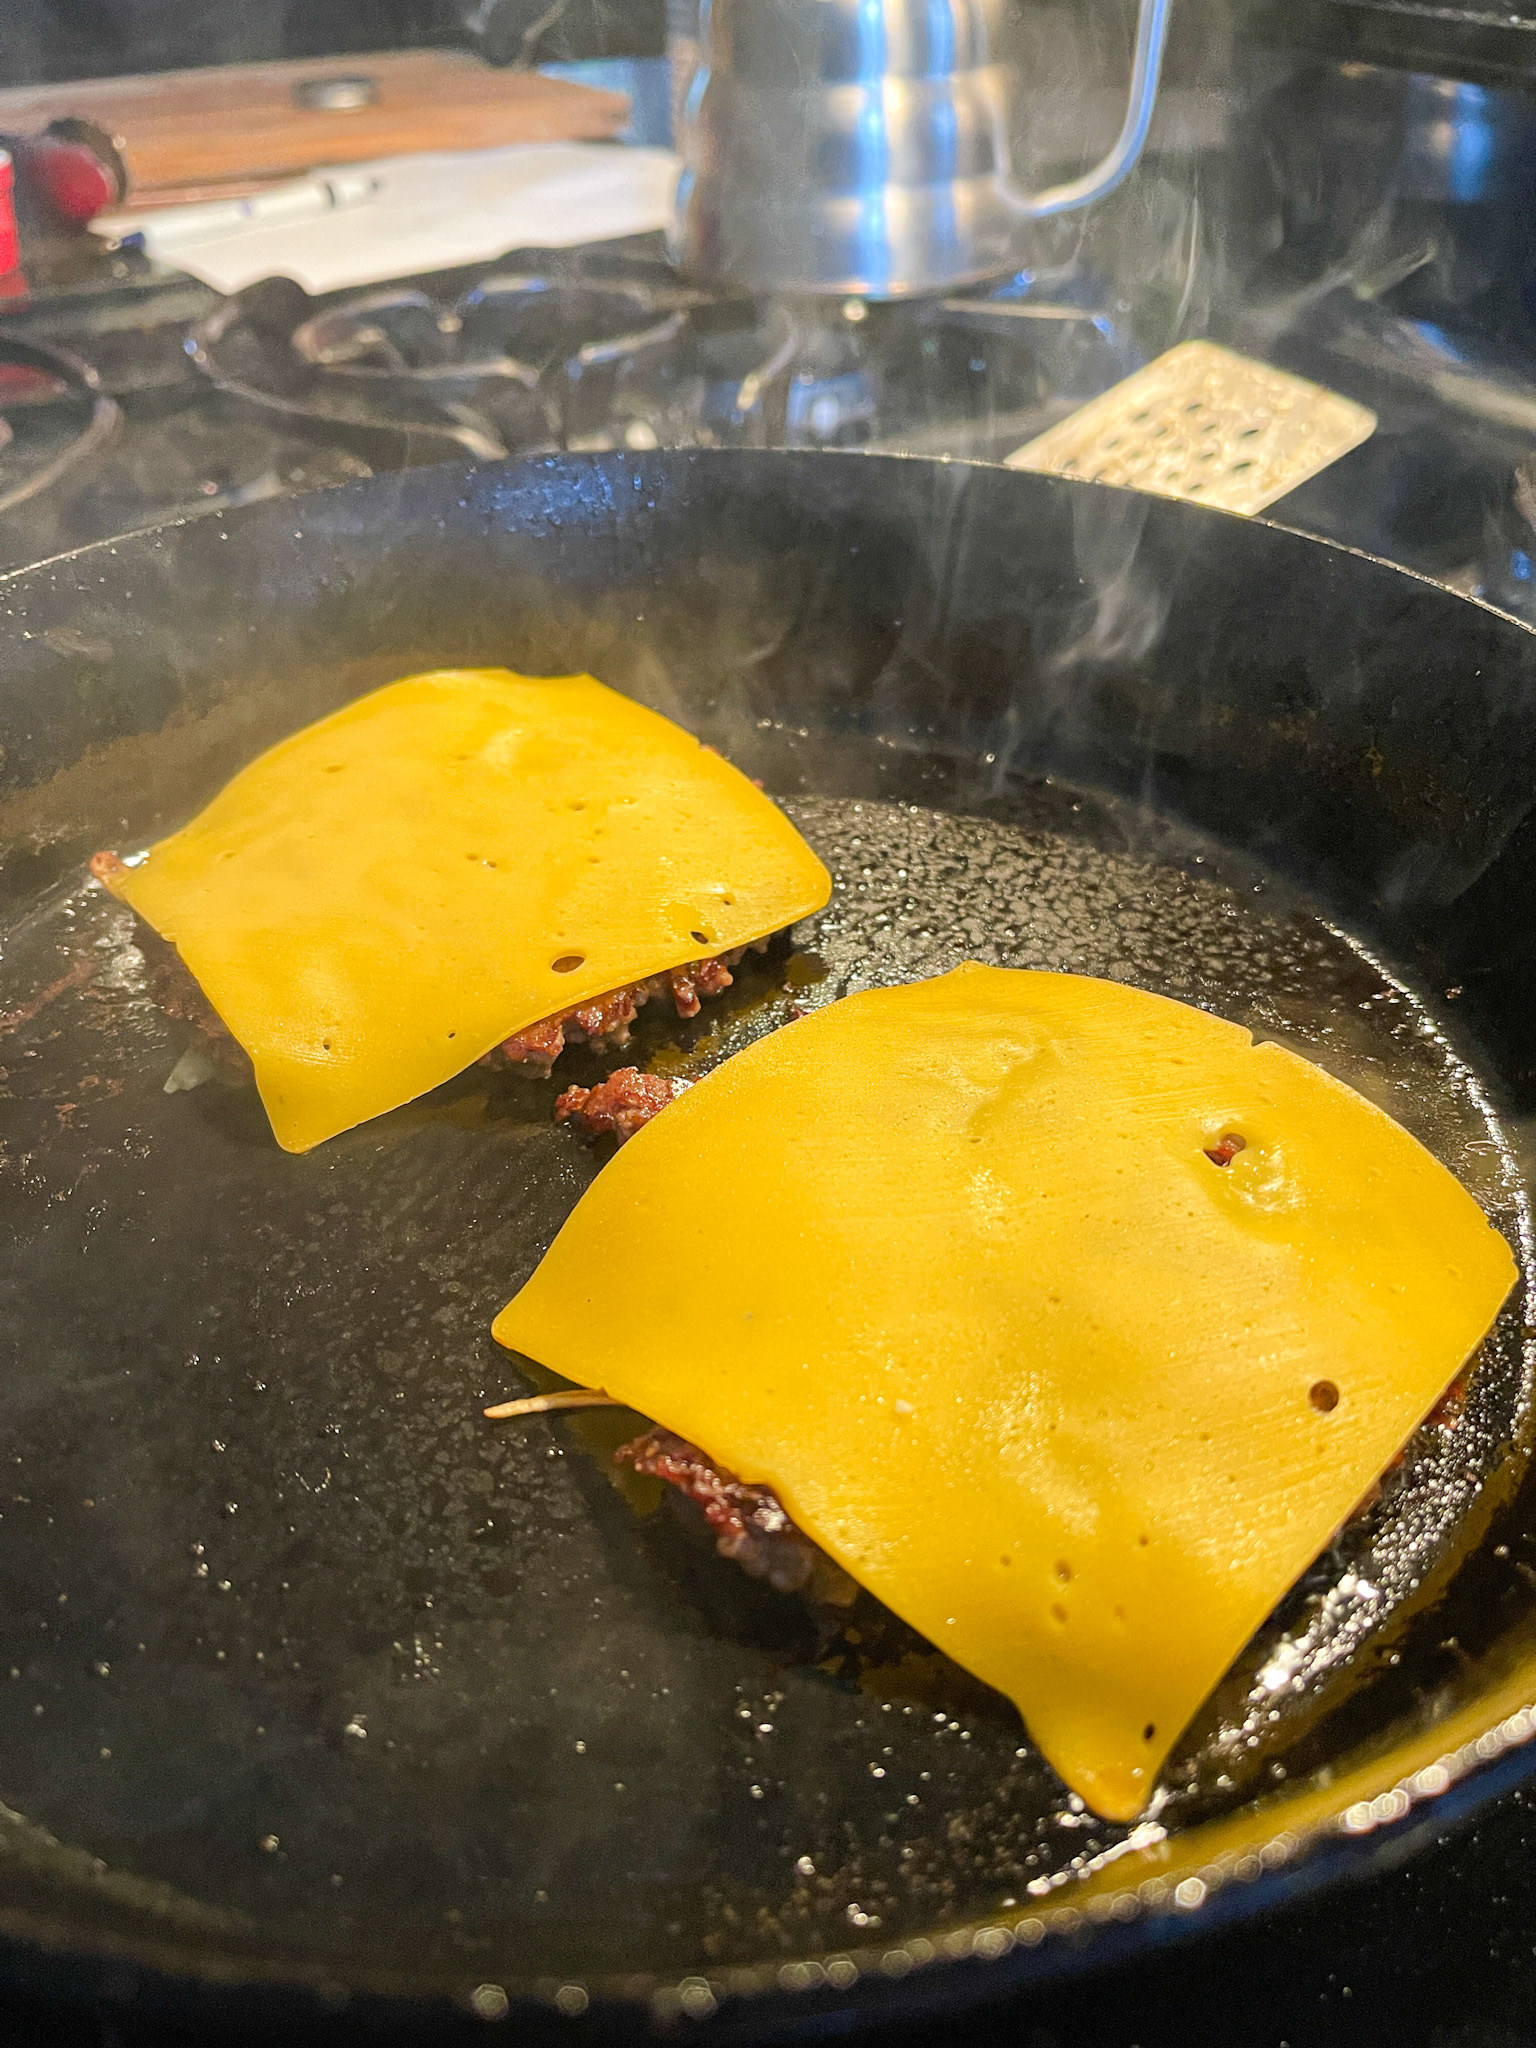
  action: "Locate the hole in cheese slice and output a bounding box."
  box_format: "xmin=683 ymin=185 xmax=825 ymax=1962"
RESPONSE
xmin=99 ymin=669 xmax=831 ymax=1153
xmin=492 ymin=964 xmax=1518 ymax=1822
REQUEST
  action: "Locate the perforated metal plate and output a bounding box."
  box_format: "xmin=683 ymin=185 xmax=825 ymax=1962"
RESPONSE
xmin=1007 ymin=341 xmax=1376 ymax=516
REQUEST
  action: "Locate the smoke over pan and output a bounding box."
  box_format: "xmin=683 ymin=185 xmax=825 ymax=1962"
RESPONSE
xmin=1 ymin=450 xmax=1535 ymax=2025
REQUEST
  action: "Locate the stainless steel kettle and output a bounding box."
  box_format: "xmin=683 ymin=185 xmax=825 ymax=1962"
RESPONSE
xmin=670 ymin=0 xmax=1172 ymax=297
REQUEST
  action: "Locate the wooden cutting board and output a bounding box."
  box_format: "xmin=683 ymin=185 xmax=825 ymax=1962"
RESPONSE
xmin=0 ymin=50 xmax=630 ymax=207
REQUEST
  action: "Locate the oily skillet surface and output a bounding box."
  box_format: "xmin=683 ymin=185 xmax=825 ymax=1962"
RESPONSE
xmin=2 ymin=450 xmax=1536 ymax=2038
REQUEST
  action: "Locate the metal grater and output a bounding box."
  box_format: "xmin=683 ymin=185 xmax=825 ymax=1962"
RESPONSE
xmin=1006 ymin=339 xmax=1377 ymax=516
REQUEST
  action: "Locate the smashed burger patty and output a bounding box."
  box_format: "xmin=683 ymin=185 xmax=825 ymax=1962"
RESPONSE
xmin=91 ymin=667 xmax=828 ymax=1149
xmin=493 ymin=965 xmax=1516 ymax=1820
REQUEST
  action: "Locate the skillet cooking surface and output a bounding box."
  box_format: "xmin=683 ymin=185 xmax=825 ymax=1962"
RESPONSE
xmin=2 ymin=451 xmax=1536 ymax=2024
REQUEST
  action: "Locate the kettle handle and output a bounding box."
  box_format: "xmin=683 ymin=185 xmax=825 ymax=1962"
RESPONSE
xmin=996 ymin=0 xmax=1173 ymax=218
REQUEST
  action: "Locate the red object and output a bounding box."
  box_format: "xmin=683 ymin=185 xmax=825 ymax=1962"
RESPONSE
xmin=30 ymin=137 xmax=117 ymax=225
xmin=0 ymin=149 xmax=18 ymax=276
xmin=0 ymin=122 xmax=126 ymax=240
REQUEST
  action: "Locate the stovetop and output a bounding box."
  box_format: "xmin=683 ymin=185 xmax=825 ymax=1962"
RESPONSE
xmin=0 ymin=237 xmax=1145 ymax=571
xmin=5 ymin=207 xmax=1536 ymax=634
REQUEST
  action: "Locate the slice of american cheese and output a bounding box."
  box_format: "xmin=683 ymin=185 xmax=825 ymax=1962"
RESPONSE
xmin=102 ymin=669 xmax=830 ymax=1152
xmin=493 ymin=965 xmax=1517 ymax=1821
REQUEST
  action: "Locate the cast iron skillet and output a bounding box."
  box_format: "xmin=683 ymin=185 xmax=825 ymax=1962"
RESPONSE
xmin=2 ymin=449 xmax=1536 ymax=2041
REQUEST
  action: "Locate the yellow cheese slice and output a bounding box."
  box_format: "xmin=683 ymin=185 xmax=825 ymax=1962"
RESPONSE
xmin=493 ymin=965 xmax=1517 ymax=1821
xmin=103 ymin=669 xmax=830 ymax=1152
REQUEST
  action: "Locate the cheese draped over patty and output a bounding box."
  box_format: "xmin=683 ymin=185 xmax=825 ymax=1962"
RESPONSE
xmin=101 ymin=668 xmax=830 ymax=1152
xmin=494 ymin=966 xmax=1517 ymax=1821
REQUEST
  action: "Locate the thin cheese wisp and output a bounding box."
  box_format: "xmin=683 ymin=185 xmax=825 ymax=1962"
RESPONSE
xmin=494 ymin=965 xmax=1517 ymax=1821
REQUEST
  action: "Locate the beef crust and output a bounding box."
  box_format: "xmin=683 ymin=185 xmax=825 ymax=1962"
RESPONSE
xmin=615 ymin=1427 xmax=857 ymax=1604
xmin=489 ymin=943 xmax=766 ymax=1076
xmin=555 ymin=1068 xmax=690 ymax=1143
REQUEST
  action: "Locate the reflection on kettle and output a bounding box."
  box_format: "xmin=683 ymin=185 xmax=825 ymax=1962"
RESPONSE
xmin=670 ymin=0 xmax=1172 ymax=297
